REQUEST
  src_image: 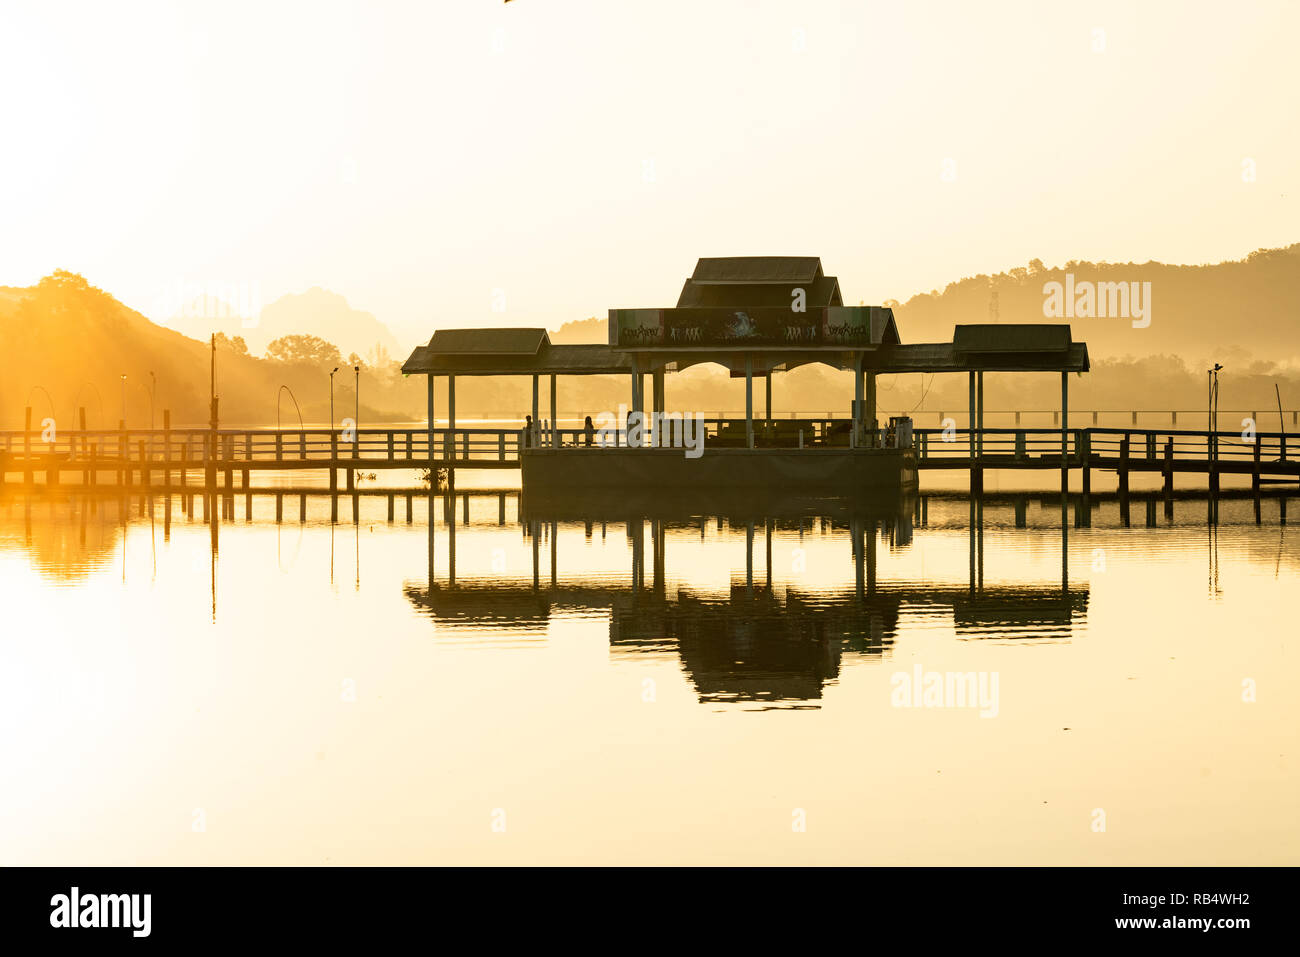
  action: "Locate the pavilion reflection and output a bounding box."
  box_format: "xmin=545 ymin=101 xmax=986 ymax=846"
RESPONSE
xmin=405 ymin=485 xmax=1089 ymax=706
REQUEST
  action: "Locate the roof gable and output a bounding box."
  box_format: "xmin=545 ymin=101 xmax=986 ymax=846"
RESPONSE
xmin=428 ymin=327 xmax=549 ymax=355
xmin=690 ymin=256 xmax=823 ymax=284
xmin=953 ymin=324 xmax=1071 ymax=354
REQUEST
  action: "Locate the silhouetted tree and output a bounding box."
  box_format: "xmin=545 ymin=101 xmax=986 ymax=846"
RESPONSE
xmin=265 ymin=334 xmax=342 ymax=368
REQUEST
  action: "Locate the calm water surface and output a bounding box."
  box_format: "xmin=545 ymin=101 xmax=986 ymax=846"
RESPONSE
xmin=1 ymin=481 xmax=1296 ymax=865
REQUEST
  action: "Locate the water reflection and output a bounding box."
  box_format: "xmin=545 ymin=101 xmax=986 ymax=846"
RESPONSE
xmin=6 ymin=485 xmax=1300 ymax=709
xmin=403 ymin=486 xmax=1088 ymax=707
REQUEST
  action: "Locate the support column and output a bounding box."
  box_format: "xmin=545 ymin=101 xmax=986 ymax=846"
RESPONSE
xmin=448 ymin=374 xmax=457 ymax=463
xmin=968 ymin=371 xmax=980 ymax=493
xmin=550 ymin=373 xmax=557 ymax=448
xmin=627 ymin=364 xmax=637 ymax=448
xmin=1060 ymin=371 xmax=1069 ymax=491
xmin=853 ymin=358 xmax=864 ymax=448
xmin=865 ymin=372 xmax=877 ymax=446
xmin=652 ymin=368 xmax=664 ymax=448
xmin=976 ymin=371 xmax=984 ymax=459
xmin=426 ymin=374 xmax=435 ymax=469
xmin=745 ymin=354 xmax=754 ymax=449
xmin=764 ymin=372 xmax=771 ymax=443
xmin=531 ymin=374 xmax=539 ymax=447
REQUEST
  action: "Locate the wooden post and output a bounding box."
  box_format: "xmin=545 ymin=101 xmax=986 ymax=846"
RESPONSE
xmin=1162 ymin=436 xmax=1173 ymax=496
xmin=90 ymin=441 xmax=98 ymax=486
xmin=1081 ymin=431 xmax=1091 ymax=496
xmin=162 ymin=410 xmax=171 ymax=488
xmin=1252 ymin=437 xmax=1262 ymax=495
xmin=550 ymin=373 xmax=558 ymax=448
xmin=79 ymin=407 xmax=88 ymax=485
xmin=243 ymin=431 xmax=252 ymax=488
xmin=138 ymin=440 xmax=149 ymax=488
xmin=180 ymin=439 xmax=188 ymax=488
xmin=1118 ymin=436 xmax=1130 ymax=497
xmin=23 ymin=406 xmax=32 ymax=485
xmin=330 ymin=429 xmax=338 ymax=492
xmin=123 ymin=421 xmax=133 ymax=487
xmin=223 ymin=434 xmax=233 ymax=490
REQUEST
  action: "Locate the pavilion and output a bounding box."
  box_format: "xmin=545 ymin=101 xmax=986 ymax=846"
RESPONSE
xmin=400 ymin=256 xmax=1089 ymax=490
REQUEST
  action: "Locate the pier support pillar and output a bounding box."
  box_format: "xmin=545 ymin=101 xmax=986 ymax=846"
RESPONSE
xmin=853 ymin=360 xmax=864 ymax=448
xmin=745 ymin=354 xmax=754 ymax=449
xmin=531 ymin=374 xmax=539 ymax=447
xmin=968 ymin=372 xmax=981 ymax=494
xmin=448 ymin=374 xmax=457 ymax=462
xmin=865 ymin=372 xmax=877 ymax=446
xmin=764 ymin=372 xmax=771 ymax=442
xmin=1060 ymin=371 xmax=1069 ymax=491
xmin=550 ymin=373 xmax=558 ymax=448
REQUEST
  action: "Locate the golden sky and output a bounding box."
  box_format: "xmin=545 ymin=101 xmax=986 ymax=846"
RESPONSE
xmin=1 ymin=0 xmax=1296 ymax=349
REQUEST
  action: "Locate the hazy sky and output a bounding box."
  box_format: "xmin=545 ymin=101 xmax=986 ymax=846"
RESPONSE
xmin=2 ymin=0 xmax=1296 ymax=351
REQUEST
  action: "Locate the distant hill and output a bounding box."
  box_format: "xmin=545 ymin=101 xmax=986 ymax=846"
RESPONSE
xmin=550 ymin=316 xmax=607 ymax=344
xmin=165 ymin=286 xmax=403 ymax=363
xmin=0 ymin=272 xmax=422 ymax=429
xmin=890 ymin=244 xmax=1300 ymax=366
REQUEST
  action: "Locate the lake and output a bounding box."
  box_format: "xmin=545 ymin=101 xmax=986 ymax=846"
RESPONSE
xmin=1 ymin=480 xmax=1296 ymax=865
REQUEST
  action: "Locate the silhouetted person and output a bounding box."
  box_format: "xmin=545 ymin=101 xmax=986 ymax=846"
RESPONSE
xmin=584 ymin=415 xmax=594 ymax=447
xmin=523 ymin=415 xmax=533 ymax=448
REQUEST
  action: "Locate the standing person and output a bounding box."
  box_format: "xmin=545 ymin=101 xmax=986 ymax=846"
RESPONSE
xmin=523 ymin=415 xmax=533 ymax=449
xmin=584 ymin=415 xmax=595 ymax=447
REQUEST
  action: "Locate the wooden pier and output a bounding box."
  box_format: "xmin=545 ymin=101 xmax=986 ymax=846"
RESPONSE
xmin=0 ymin=421 xmax=1295 ymax=490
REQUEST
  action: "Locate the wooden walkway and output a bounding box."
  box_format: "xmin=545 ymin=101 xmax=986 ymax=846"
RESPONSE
xmin=1 ymin=422 xmax=1296 ymax=490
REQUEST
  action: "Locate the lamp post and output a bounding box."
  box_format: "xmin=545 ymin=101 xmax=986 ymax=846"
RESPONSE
xmin=148 ymin=371 xmax=156 ymax=431
xmin=329 ymin=366 xmax=339 ymax=431
xmin=354 ymin=364 xmax=360 ymax=447
xmin=119 ymin=374 xmax=127 ymax=427
xmin=1207 ymin=363 xmax=1222 ymax=472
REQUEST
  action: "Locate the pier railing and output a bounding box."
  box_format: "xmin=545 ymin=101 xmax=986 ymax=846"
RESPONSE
xmin=1 ymin=422 xmax=1296 ymax=486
